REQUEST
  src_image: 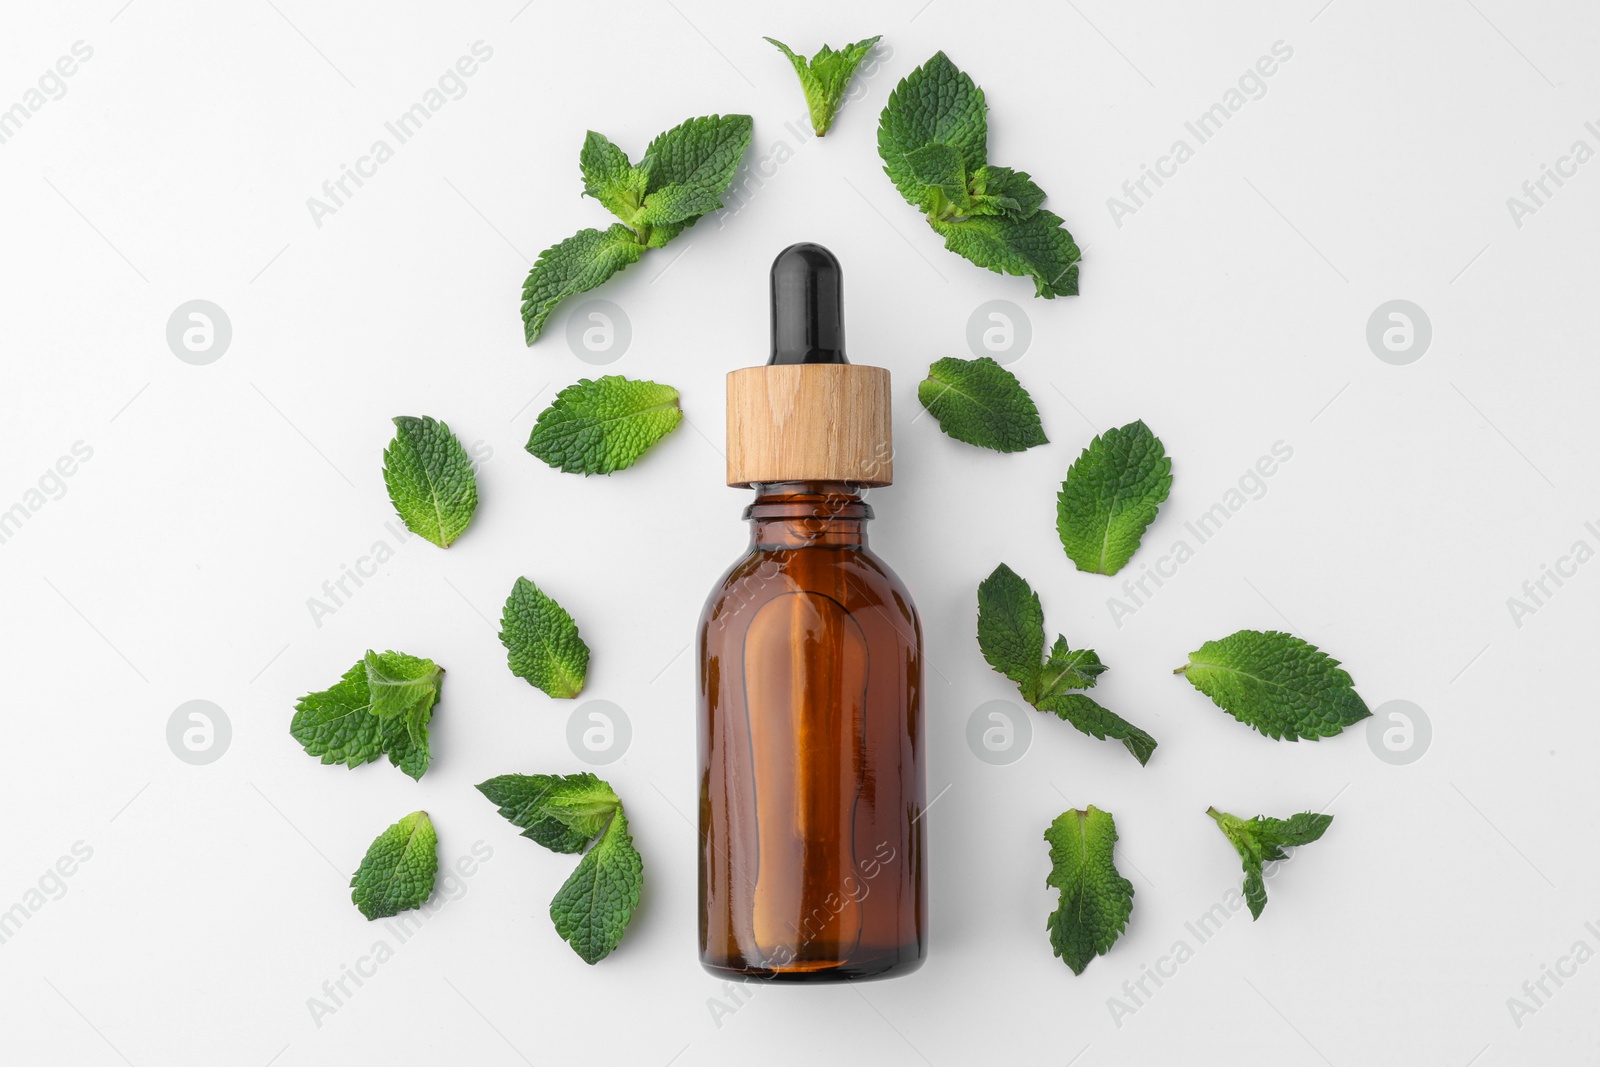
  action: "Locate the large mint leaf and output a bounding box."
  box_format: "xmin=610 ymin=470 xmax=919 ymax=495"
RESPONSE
xmin=1177 ymin=630 xmax=1371 ymax=741
xmin=877 ymin=51 xmax=988 ymax=207
xmin=550 ymin=808 xmax=643 ymax=964
xmin=1056 ymin=419 xmax=1171 ymax=575
xmin=1045 ymin=806 xmax=1133 ymax=975
xmin=918 ymin=356 xmax=1047 ymax=453
xmin=640 ymin=114 xmax=752 ymax=190
xmin=524 ymin=375 xmax=682 ymax=475
xmin=521 ymin=225 xmax=644 ymax=345
xmin=929 ymin=208 xmax=1081 ymax=297
xmin=382 ymin=416 xmax=478 ymax=549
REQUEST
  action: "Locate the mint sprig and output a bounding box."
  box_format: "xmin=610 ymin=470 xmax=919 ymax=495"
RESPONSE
xmin=1056 ymin=419 xmax=1172 ymax=576
xmin=918 ymin=356 xmax=1047 ymax=453
xmin=350 ymin=810 xmax=439 ymax=920
xmin=1207 ymin=807 xmax=1333 ymax=919
xmin=765 ymin=35 xmax=881 ymax=136
xmin=977 ymin=563 xmax=1156 ymax=764
xmin=290 ymin=651 xmax=443 ymax=780
xmin=499 ymin=577 xmax=589 ymax=699
xmin=525 ymin=376 xmax=682 ymax=475
xmin=477 ymin=773 xmax=643 ymax=964
xmin=1176 ymin=629 xmax=1371 ymax=741
xmin=878 ymin=52 xmax=1079 ymax=296
xmin=523 ymin=115 xmax=752 ymax=343
xmin=1045 ymin=806 xmax=1133 ymax=974
xmin=383 ymin=416 xmax=478 ymax=549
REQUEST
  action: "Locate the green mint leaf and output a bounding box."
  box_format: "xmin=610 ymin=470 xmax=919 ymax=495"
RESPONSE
xmin=291 ymin=662 xmax=387 ymax=769
xmin=382 ymin=416 xmax=478 ymax=549
xmin=975 ymin=562 xmax=1045 ymax=692
xmin=499 ymin=577 xmax=589 ymax=699
xmin=1207 ymin=807 xmax=1333 ymax=919
xmin=1044 ymin=806 xmax=1133 ymax=975
xmin=477 ymin=772 xmax=642 ymax=963
xmin=1055 ymin=419 xmax=1171 ymax=575
xmin=525 ymin=375 xmax=682 ymax=475
xmin=976 ymin=563 xmax=1156 ymax=764
xmin=578 ymin=130 xmax=649 ymax=224
xmin=291 ymin=659 xmax=437 ymax=779
xmin=475 ymin=772 xmax=621 ymax=854
xmin=636 ymin=114 xmax=752 ymax=223
xmin=350 ymin=811 xmax=439 ymax=920
xmin=928 ymin=208 xmax=1081 ymax=297
xmin=877 ymin=53 xmax=1082 ymax=296
xmin=765 ymin=35 xmax=881 ymax=136
xmin=363 ymin=649 xmax=443 ymax=747
xmin=1037 ymin=692 xmax=1158 ymax=767
xmin=1176 ymin=630 xmax=1371 ymax=741
xmin=917 ymin=356 xmax=1047 ymax=453
xmin=550 ymin=807 xmax=644 ymax=964
xmin=877 ymin=51 xmax=988 ymax=208
xmin=521 ymin=224 xmax=644 ymax=344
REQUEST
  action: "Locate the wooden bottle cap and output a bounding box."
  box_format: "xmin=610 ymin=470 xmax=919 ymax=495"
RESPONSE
xmin=725 ymin=363 xmax=892 ymax=487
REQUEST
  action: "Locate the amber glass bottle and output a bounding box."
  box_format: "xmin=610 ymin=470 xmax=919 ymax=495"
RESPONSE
xmin=698 ymin=245 xmax=926 ymax=981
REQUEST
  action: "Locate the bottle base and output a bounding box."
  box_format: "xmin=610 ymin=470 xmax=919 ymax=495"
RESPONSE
xmin=700 ymin=952 xmax=924 ymax=984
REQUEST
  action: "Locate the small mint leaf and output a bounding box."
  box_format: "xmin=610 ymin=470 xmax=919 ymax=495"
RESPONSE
xmin=350 ymin=811 xmax=439 ymax=921
xmin=499 ymin=577 xmax=589 ymax=699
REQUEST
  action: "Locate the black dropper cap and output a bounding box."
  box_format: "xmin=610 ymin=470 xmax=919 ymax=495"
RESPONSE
xmin=769 ymin=242 xmax=847 ymax=365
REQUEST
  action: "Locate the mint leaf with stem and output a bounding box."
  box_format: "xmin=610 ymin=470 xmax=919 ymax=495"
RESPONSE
xmin=476 ymin=772 xmax=643 ymax=963
xmin=522 ymin=116 xmax=751 ymax=343
xmin=976 ymin=563 xmax=1155 ymax=764
xmin=877 ymin=51 xmax=1081 ymax=297
xmin=291 ymin=657 xmax=439 ymax=780
xmin=1207 ymin=807 xmax=1334 ymax=919
xmin=475 ymin=772 xmax=622 ymax=854
xmin=765 ymin=35 xmax=882 ymax=136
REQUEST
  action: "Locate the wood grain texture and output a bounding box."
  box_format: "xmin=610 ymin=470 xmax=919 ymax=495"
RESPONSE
xmin=726 ymin=364 xmax=893 ymax=487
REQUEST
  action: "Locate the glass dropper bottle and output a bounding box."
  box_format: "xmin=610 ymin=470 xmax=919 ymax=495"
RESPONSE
xmin=697 ymin=242 xmax=927 ymax=982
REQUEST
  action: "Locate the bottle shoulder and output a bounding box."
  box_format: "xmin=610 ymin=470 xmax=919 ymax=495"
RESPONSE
xmin=700 ymin=544 xmax=920 ymax=633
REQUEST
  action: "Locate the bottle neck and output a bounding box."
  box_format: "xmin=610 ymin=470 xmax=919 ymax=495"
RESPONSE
xmin=745 ymin=481 xmax=872 ymax=550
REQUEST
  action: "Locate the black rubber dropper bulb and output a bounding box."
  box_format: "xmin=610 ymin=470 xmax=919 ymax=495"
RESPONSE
xmin=769 ymin=242 xmax=847 ymax=365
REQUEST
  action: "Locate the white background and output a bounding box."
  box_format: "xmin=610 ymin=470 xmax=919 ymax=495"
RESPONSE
xmin=3 ymin=0 xmax=1596 ymax=1063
